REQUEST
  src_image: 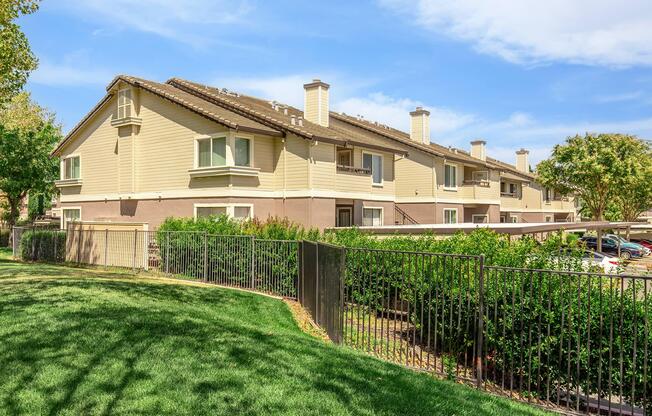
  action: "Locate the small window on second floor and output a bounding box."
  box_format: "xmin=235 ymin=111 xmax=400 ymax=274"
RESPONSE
xmin=472 ymin=170 xmax=488 ymax=182
xmin=444 ymin=164 xmax=457 ymax=189
xmin=509 ymin=183 xmax=518 ymax=195
xmin=117 ymin=89 xmax=132 ymax=119
xmin=234 ymin=137 xmax=251 ymax=167
xmin=197 ymin=137 xmax=226 ymax=168
xmin=544 ymin=188 xmax=553 ymax=202
xmin=362 ymin=153 xmax=383 ymax=185
xmin=63 ymin=156 xmax=80 ymax=179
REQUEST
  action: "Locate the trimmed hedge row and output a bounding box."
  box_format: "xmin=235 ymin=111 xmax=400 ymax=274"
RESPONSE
xmin=19 ymin=230 xmax=66 ymax=262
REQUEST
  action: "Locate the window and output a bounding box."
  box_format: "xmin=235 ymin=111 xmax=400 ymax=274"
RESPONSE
xmin=510 ymin=216 xmax=518 ymax=223
xmin=544 ymin=188 xmax=553 ymax=202
xmin=63 ymin=156 xmax=80 ymax=179
xmin=61 ymin=208 xmax=81 ymax=229
xmin=472 ymin=214 xmax=488 ymax=224
xmin=117 ymin=89 xmax=132 ymax=119
xmin=472 ymin=170 xmax=488 ymax=182
xmin=233 ymin=206 xmax=251 ymax=220
xmin=196 ymin=206 xmax=227 ymax=218
xmin=444 ymin=164 xmax=457 ymax=189
xmin=234 ymin=137 xmax=251 ymax=167
xmin=337 ymin=149 xmax=352 ymax=166
xmin=545 ymin=215 xmax=553 ymax=223
xmin=362 ymin=153 xmax=383 ymax=185
xmin=362 ymin=207 xmax=383 ymax=226
xmin=197 ymin=137 xmax=226 ymax=168
xmin=443 ymin=208 xmax=457 ymax=224
xmin=194 ymin=204 xmax=253 ymax=220
xmin=509 ymin=183 xmax=518 ymax=195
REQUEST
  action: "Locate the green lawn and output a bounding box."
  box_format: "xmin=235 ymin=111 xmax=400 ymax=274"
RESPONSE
xmin=0 ymin=248 xmax=549 ymax=415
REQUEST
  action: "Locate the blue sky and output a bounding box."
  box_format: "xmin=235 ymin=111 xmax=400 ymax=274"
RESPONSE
xmin=20 ymin=0 xmax=652 ymax=165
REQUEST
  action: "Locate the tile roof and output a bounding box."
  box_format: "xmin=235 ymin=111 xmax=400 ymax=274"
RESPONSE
xmin=54 ymin=74 xmax=537 ymax=182
xmin=166 ymin=78 xmax=408 ymax=155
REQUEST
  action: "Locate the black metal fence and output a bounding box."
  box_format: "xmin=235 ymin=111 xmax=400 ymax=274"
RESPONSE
xmin=299 ymin=241 xmax=345 ymax=343
xmin=11 ymin=226 xmax=652 ymax=414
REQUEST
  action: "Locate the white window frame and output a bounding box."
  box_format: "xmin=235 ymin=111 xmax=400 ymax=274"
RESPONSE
xmin=444 ymin=163 xmax=457 ymax=190
xmin=117 ymin=88 xmax=133 ymax=119
xmin=194 ymin=133 xmax=254 ymax=169
xmin=362 ymin=151 xmax=384 ymax=187
xmin=61 ymin=207 xmax=82 ymax=229
xmin=61 ymin=154 xmax=81 ymax=180
xmin=510 ymin=215 xmax=518 ymax=223
xmin=443 ymin=208 xmax=458 ymax=224
xmin=472 ymin=214 xmax=489 ymax=224
xmin=544 ymin=188 xmax=553 ymax=203
xmin=362 ymin=206 xmax=384 ymax=226
xmin=193 ymin=203 xmax=254 ymax=220
xmin=194 ymin=134 xmax=228 ymax=168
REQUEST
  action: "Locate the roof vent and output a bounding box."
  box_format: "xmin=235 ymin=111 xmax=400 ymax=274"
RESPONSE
xmin=298 ymin=117 xmax=304 ymax=127
xmin=283 ymin=108 xmax=288 ymax=115
xmin=290 ymin=115 xmax=296 ymax=125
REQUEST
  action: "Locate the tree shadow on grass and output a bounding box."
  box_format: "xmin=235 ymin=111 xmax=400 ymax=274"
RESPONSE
xmin=0 ymin=278 xmax=544 ymax=416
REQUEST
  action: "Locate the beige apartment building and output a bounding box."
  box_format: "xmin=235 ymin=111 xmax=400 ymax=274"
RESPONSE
xmin=52 ymin=75 xmax=576 ymax=230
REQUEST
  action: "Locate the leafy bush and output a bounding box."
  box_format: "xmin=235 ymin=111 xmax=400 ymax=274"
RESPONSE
xmin=19 ymin=230 xmax=66 ymax=262
xmin=0 ymin=229 xmax=9 ymax=247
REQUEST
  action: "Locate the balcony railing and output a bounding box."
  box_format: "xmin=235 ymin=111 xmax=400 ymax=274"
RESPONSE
xmin=462 ymin=179 xmax=490 ymax=187
xmin=500 ymin=192 xmax=519 ymax=198
xmin=337 ymin=164 xmax=371 ymax=175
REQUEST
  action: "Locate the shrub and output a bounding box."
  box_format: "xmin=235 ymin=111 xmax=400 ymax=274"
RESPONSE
xmin=19 ymin=230 xmax=66 ymax=262
xmin=0 ymin=229 xmax=9 ymax=247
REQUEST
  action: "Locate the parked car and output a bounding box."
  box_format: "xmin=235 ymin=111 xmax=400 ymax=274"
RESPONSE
xmin=552 ymin=249 xmax=621 ymax=273
xmin=605 ymin=234 xmax=651 ymax=256
xmin=631 ymin=238 xmax=652 ymax=250
xmin=580 ymin=236 xmax=644 ymax=260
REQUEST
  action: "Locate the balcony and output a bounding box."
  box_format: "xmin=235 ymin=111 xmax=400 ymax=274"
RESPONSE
xmin=336 ymin=164 xmax=371 ymax=175
xmin=500 ymin=192 xmax=519 ymax=198
xmin=463 ymin=179 xmax=490 ymax=187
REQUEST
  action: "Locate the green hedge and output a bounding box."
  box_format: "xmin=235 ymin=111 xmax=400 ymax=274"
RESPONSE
xmin=19 ymin=230 xmax=66 ymax=262
xmin=0 ymin=229 xmax=9 ymax=247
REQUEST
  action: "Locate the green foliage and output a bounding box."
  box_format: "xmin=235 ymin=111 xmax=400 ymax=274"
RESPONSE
xmin=0 ymin=1 xmax=40 ymax=103
xmin=0 ymin=121 xmax=61 ymax=226
xmin=27 ymin=191 xmax=51 ymax=220
xmin=537 ymin=133 xmax=652 ymax=222
xmin=19 ymin=229 xmax=65 ymax=262
xmin=0 ymin=229 xmax=8 ymax=247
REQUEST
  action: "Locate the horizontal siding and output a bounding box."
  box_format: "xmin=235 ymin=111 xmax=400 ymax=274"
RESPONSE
xmin=59 ymin=98 xmax=119 ymax=195
xmin=395 ymin=152 xmax=433 ymax=198
xmin=312 ymin=142 xmax=335 ymax=189
xmin=284 ymin=134 xmax=308 ymax=189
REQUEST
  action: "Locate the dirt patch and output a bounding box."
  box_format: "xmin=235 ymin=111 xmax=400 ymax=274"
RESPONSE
xmin=284 ymin=299 xmax=330 ymax=342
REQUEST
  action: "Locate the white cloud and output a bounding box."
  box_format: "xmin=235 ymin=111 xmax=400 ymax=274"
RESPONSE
xmin=30 ymin=59 xmax=113 ymax=87
xmin=334 ymin=92 xmax=475 ymax=135
xmin=51 ymin=0 xmax=253 ymax=47
xmin=211 ymin=75 xmax=309 ymax=108
xmin=380 ymin=0 xmax=652 ymax=67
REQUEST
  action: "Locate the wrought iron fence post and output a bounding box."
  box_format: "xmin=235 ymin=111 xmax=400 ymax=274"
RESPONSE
xmin=104 ymin=229 xmax=108 ymax=268
xmin=165 ymin=232 xmax=170 ymax=274
xmin=132 ymin=229 xmax=138 ymax=271
xmin=250 ymin=236 xmax=256 ymax=289
xmin=54 ymin=230 xmax=58 ymax=262
xmin=31 ymin=226 xmax=35 ymax=260
xmin=476 ymin=254 xmax=485 ymax=390
xmin=338 ymin=246 xmax=345 ymax=345
xmin=203 ymin=231 xmax=208 ymax=282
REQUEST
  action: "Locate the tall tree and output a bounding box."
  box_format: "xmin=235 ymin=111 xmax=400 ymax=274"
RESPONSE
xmin=0 ymin=92 xmax=60 ymax=226
xmin=537 ymin=133 xmax=648 ymax=250
xmin=0 ymin=0 xmax=40 ymax=103
xmin=611 ymin=138 xmax=652 ymax=224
